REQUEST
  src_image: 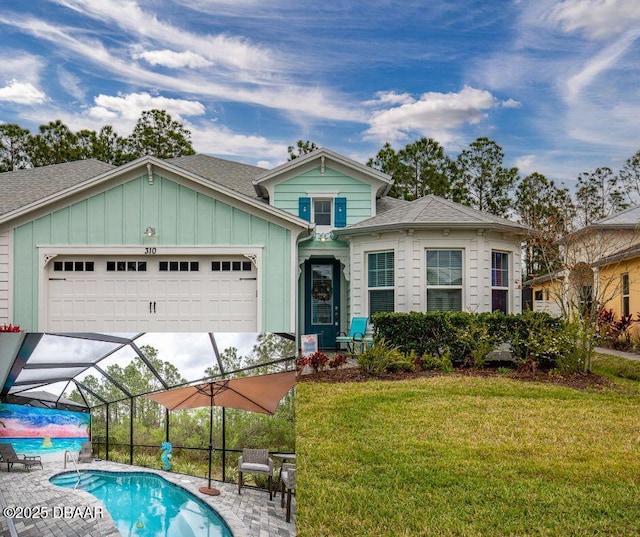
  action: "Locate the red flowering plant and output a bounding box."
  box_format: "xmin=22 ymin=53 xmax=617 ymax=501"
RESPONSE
xmin=0 ymin=324 xmax=22 ymax=332
xmin=295 ymin=356 xmax=310 ymax=373
xmin=308 ymin=351 xmax=329 ymax=372
xmin=328 ymin=354 xmax=348 ymax=369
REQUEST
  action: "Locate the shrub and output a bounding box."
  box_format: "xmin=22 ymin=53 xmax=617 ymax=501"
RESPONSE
xmin=457 ymin=316 xmax=501 ymax=367
xmin=357 ymin=338 xmax=414 ymax=375
xmin=328 ymin=354 xmax=348 ymax=369
xmin=597 ymin=308 xmax=636 ymax=350
xmin=0 ymin=324 xmax=22 ymax=332
xmin=308 ymin=352 xmax=329 ymax=372
xmin=421 ymin=351 xmax=453 ymax=373
xmin=553 ymin=321 xmax=590 ymax=375
xmin=372 ymin=310 xmax=567 ymax=370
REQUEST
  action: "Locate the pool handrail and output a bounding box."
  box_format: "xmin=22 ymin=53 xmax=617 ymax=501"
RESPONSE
xmin=63 ymin=450 xmax=81 ymax=488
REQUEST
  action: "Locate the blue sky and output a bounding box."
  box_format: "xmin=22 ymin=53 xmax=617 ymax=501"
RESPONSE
xmin=1 ymin=0 xmax=639 ymax=189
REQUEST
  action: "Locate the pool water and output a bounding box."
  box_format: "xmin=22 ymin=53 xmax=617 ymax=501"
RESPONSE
xmin=50 ymin=470 xmax=233 ymax=537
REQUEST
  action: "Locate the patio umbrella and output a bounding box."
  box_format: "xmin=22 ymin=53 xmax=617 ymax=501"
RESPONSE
xmin=146 ymin=370 xmax=295 ymax=495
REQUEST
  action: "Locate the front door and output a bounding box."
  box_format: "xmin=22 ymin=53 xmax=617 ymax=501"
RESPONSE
xmin=304 ymin=259 xmax=340 ymax=349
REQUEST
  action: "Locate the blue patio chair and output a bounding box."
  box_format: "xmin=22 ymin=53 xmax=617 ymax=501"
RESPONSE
xmin=335 ymin=317 xmax=372 ymax=353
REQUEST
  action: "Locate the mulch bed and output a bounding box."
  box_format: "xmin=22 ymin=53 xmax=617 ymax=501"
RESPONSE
xmin=298 ymin=365 xmax=618 ymax=391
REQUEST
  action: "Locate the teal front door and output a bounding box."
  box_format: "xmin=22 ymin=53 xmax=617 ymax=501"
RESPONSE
xmin=305 ymin=259 xmax=340 ymax=349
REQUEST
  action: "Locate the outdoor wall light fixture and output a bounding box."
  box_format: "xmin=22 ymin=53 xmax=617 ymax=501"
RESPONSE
xmin=316 ymin=232 xmax=336 ymax=242
xmin=144 ymin=226 xmax=156 ymax=237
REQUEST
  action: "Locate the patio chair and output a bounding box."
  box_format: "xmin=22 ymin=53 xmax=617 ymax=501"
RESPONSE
xmin=238 ymin=448 xmax=274 ymax=500
xmin=335 ymin=317 xmax=372 ymax=353
xmin=280 ymin=463 xmax=296 ymax=523
xmin=78 ymin=441 xmax=93 ymax=463
xmin=0 ymin=443 xmax=43 ymax=472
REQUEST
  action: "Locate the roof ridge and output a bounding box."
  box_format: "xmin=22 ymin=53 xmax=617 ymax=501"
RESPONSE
xmin=595 ymin=203 xmax=640 ymax=224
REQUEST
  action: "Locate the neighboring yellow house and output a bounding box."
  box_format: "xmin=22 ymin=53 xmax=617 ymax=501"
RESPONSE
xmin=597 ymin=245 xmax=640 ymax=321
xmin=526 ymin=206 xmax=640 ymax=322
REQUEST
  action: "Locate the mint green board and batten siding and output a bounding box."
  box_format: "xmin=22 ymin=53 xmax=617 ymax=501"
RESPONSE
xmin=273 ymin=168 xmax=373 ymax=225
xmin=13 ymin=174 xmax=291 ymax=331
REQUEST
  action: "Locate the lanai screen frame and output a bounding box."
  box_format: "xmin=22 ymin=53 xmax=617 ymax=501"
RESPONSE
xmin=0 ymin=332 xmax=296 ymax=483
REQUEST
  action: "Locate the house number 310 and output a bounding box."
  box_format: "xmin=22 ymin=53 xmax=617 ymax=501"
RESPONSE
xmin=144 ymin=247 xmax=157 ymax=255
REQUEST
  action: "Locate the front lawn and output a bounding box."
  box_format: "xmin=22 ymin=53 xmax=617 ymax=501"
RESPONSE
xmin=296 ymin=375 xmax=640 ymax=536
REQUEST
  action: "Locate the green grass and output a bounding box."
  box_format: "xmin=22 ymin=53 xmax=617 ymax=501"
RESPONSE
xmin=592 ymin=352 xmax=640 ymax=392
xmin=296 ymin=376 xmax=640 ymax=536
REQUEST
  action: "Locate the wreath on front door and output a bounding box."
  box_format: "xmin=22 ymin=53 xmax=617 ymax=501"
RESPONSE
xmin=312 ymin=281 xmax=332 ymax=301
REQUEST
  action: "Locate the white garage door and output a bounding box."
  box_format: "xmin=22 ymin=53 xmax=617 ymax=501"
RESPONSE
xmin=46 ymin=256 xmax=257 ymax=331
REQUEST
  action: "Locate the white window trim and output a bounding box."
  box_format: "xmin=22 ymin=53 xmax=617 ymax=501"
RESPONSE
xmin=491 ymin=250 xmax=510 ymax=313
xmin=622 ymin=272 xmax=630 ymax=317
xmin=367 ymin=250 xmax=395 ymax=315
xmin=425 ymin=248 xmax=464 ymax=312
xmin=311 ymin=198 xmax=333 ymax=230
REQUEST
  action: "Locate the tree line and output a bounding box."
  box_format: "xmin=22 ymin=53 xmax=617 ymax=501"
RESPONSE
xmin=0 ymin=109 xmax=195 ymax=171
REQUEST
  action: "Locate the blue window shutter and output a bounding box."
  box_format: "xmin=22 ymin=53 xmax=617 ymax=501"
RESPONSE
xmin=299 ymin=197 xmax=311 ymax=221
xmin=334 ymin=197 xmax=347 ymax=227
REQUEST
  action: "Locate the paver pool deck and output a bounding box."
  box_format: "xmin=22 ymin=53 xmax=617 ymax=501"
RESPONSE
xmin=0 ymin=459 xmax=295 ymax=537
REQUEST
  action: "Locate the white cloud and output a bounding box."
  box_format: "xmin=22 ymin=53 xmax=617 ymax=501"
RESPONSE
xmin=363 ymin=91 xmax=415 ymax=107
xmin=515 ymin=154 xmax=537 ymax=175
xmin=364 ymin=86 xmax=498 ymax=143
xmin=0 ymin=80 xmax=46 ymax=104
xmin=189 ymin=122 xmax=288 ymax=161
xmin=57 ymin=67 xmax=86 ymax=101
xmin=133 ymin=50 xmax=213 ymax=69
xmin=0 ymin=52 xmax=45 ymax=82
xmin=549 ymin=0 xmax=640 ymax=39
xmin=564 ymin=28 xmax=640 ymax=102
xmin=89 ymin=92 xmax=206 ymax=122
xmin=0 ymin=14 xmax=357 ymax=123
xmin=502 ymin=98 xmax=521 ymax=108
xmin=51 ymin=0 xmax=277 ymax=72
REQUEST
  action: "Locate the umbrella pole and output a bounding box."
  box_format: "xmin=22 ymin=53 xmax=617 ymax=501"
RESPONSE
xmin=199 ymin=391 xmax=220 ymax=496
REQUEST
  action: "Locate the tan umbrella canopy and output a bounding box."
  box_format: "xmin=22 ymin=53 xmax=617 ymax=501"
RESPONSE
xmin=146 ymin=370 xmax=295 ymax=495
xmin=146 ymin=370 xmax=296 ymax=414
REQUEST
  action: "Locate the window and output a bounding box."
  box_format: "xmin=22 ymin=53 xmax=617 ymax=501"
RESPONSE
xmin=53 ymin=261 xmax=94 ymax=272
xmin=211 ymin=260 xmax=253 ymax=272
xmin=492 ymin=251 xmax=509 ymax=313
xmin=534 ymin=290 xmax=543 ymax=301
xmin=106 ymin=260 xmax=146 ymax=272
xmin=159 ymin=261 xmax=199 ymax=272
xmin=313 ymin=199 xmax=332 ymax=226
xmin=426 ymin=250 xmax=462 ymax=311
xmin=622 ymin=273 xmax=630 ymax=317
xmin=299 ymin=197 xmax=347 ymax=227
xmin=368 ymin=252 xmax=394 ymax=315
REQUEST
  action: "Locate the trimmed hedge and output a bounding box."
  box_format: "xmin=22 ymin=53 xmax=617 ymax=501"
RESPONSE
xmin=371 ymin=311 xmax=565 ymax=367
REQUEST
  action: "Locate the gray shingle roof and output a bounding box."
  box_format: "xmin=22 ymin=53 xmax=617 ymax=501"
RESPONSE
xmin=375 ymin=195 xmax=411 ymax=214
xmin=337 ymin=195 xmax=528 ymax=234
xmin=0 ymin=159 xmax=115 ymax=217
xmin=594 ymin=205 xmax=640 ymax=227
xmin=167 ymin=154 xmax=265 ymax=198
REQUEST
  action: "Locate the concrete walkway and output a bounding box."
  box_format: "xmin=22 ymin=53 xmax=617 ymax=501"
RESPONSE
xmin=0 ymin=459 xmax=294 ymax=537
xmin=595 ymin=346 xmax=640 ymax=361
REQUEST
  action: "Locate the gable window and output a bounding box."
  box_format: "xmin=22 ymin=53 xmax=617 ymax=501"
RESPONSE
xmin=426 ymin=249 xmax=462 ymax=311
xmin=368 ymin=251 xmax=394 ymax=315
xmin=298 ymin=196 xmax=347 ymax=228
xmin=492 ymin=251 xmax=509 ymax=313
xmin=622 ymin=272 xmax=630 ymax=317
xmin=313 ymin=199 xmax=332 ymax=226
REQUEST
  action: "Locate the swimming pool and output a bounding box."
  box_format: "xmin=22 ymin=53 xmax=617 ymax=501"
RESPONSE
xmin=50 ymin=470 xmax=233 ymax=537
